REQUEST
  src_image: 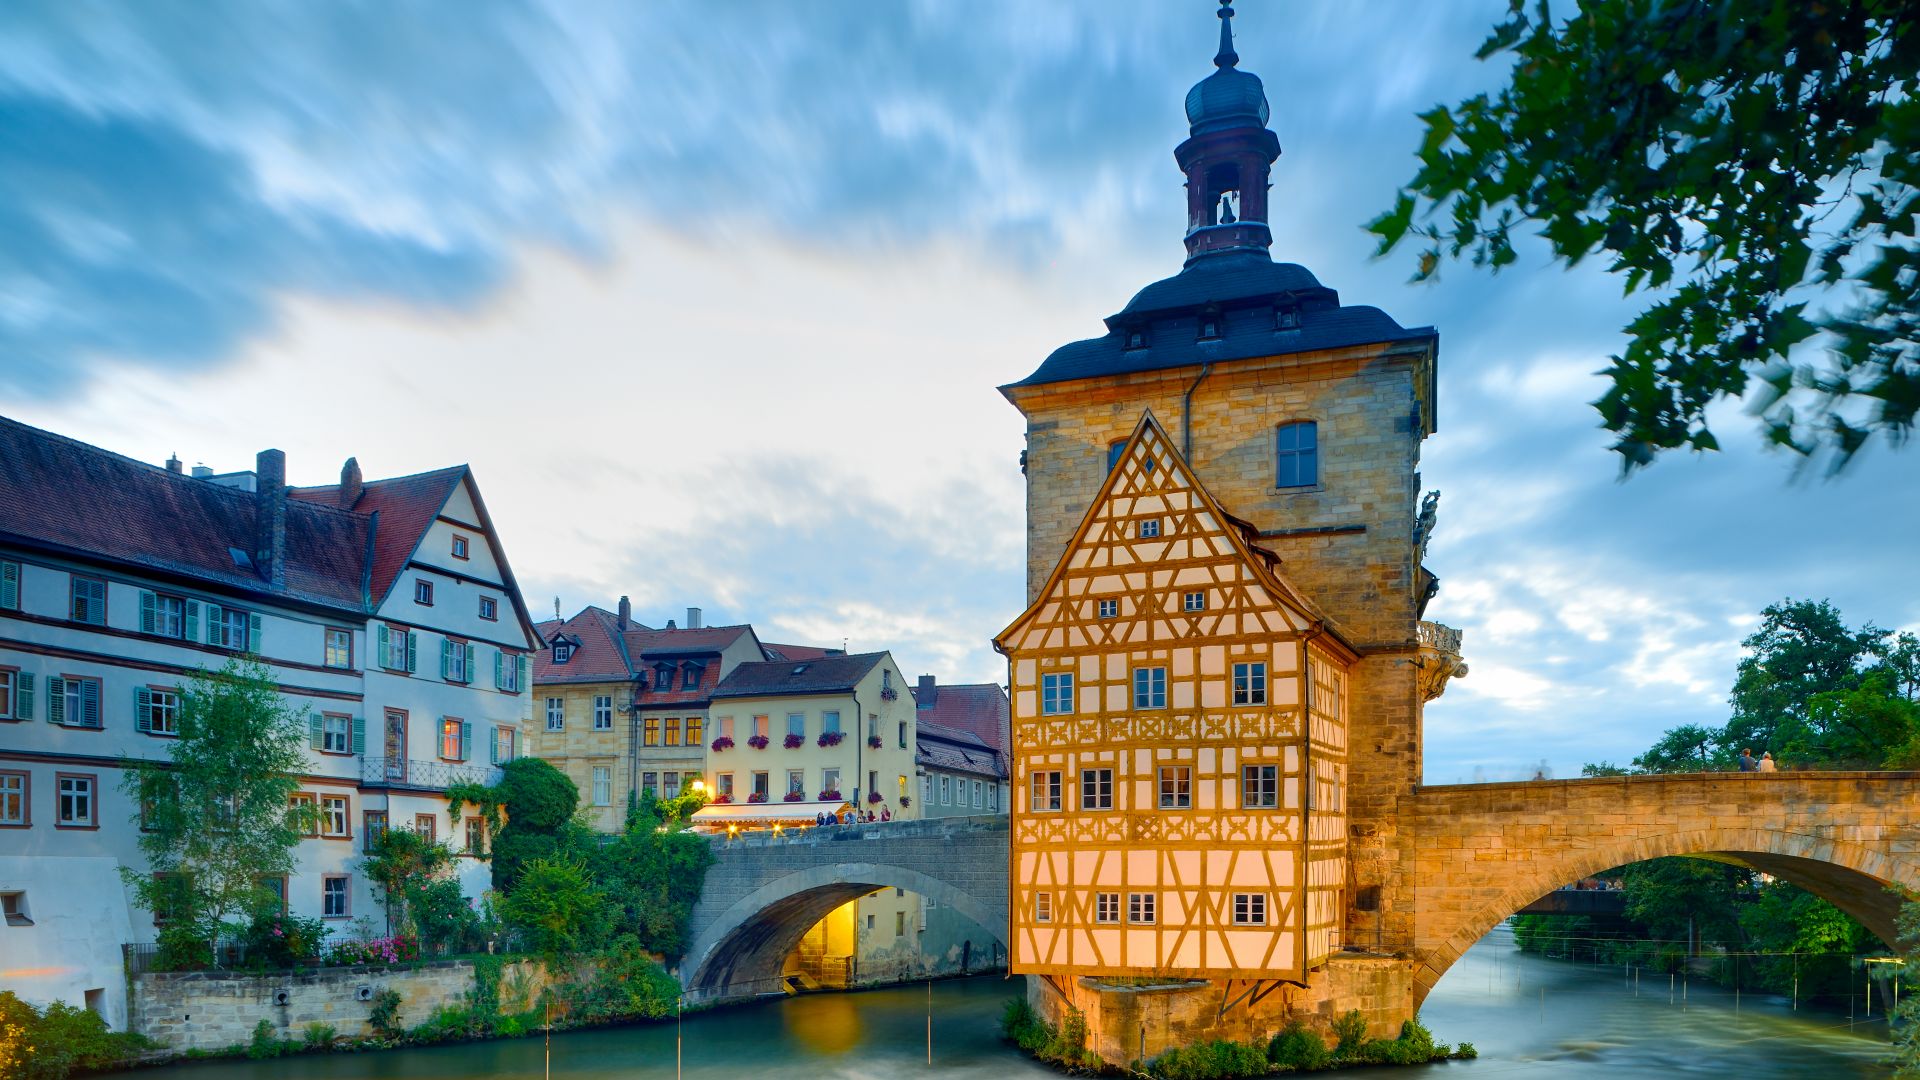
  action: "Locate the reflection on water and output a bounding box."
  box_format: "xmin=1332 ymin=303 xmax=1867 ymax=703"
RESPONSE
xmin=145 ymin=928 xmax=1894 ymax=1079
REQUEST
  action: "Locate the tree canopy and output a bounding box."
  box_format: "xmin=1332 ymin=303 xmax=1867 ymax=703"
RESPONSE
xmin=1372 ymin=0 xmax=1919 ymax=472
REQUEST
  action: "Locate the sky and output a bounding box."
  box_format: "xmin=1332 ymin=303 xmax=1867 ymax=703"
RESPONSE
xmin=3 ymin=1 xmax=1915 ymax=784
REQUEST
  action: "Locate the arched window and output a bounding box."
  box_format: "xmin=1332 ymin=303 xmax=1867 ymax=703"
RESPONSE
xmin=1107 ymin=439 xmax=1128 ymax=473
xmin=1276 ymin=421 xmax=1318 ymax=488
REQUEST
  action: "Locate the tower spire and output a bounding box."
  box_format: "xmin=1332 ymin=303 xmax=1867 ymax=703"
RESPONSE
xmin=1214 ymin=0 xmax=1238 ymax=70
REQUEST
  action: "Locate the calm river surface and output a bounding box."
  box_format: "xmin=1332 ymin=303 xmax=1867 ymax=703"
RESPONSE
xmin=149 ymin=926 xmax=1894 ymax=1079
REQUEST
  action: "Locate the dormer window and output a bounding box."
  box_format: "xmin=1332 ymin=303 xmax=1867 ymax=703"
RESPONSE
xmin=655 ymin=663 xmax=676 ymax=690
xmin=682 ymin=664 xmax=703 ymax=690
xmin=1126 ymin=329 xmax=1146 ymax=349
xmin=1199 ymin=314 xmax=1221 ymax=340
xmin=553 ymin=642 xmax=573 ymax=664
xmin=1276 ymin=306 xmax=1301 ymax=330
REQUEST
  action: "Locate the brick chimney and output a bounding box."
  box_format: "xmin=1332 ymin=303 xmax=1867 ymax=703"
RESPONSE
xmin=338 ymin=457 xmax=363 ymax=508
xmin=254 ymin=449 xmax=288 ymax=588
xmin=917 ymin=674 xmax=937 ymax=706
xmin=165 ymin=453 xmax=183 ymax=474
xmin=617 ymin=595 xmax=631 ymax=631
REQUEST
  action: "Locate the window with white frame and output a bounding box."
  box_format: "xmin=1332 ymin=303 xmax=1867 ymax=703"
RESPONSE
xmin=972 ymin=780 xmax=983 ymax=807
xmin=211 ymin=605 xmax=253 ymax=650
xmin=553 ymin=642 xmax=573 ymax=664
xmin=142 ymin=592 xmax=188 ymax=638
xmin=1242 ymin=764 xmax=1279 ymax=808
xmin=320 ymin=795 xmax=349 ymax=838
xmin=1041 ymin=673 xmax=1074 ymax=715
xmin=69 ymin=576 xmax=106 ymax=624
xmin=1035 ymin=891 xmax=1052 ymax=923
xmin=593 ymin=696 xmax=613 ymax=731
xmin=786 ymin=713 xmax=805 ymax=738
xmin=1030 ymin=770 xmax=1063 ymax=812
xmin=50 ymin=677 xmax=102 ymax=728
xmin=324 ymin=628 xmax=352 ymax=669
xmin=56 ymin=774 xmax=95 ymax=827
xmin=146 ymin=688 xmax=182 ymax=736
xmin=1095 ymin=892 xmax=1120 ymax=924
xmin=545 ymin=698 xmax=564 ymax=731
xmin=478 ymin=597 xmax=497 ymax=621
xmin=413 ymin=580 xmax=433 ymax=605
xmin=1080 ymin=768 xmax=1113 ymax=810
xmin=1098 ymin=599 xmax=1118 ymax=619
xmin=787 ymin=770 xmax=804 ymax=796
xmin=1183 ymin=590 xmax=1206 ymax=612
xmin=822 ymin=767 xmax=841 ymax=794
xmin=322 ymin=875 xmax=349 ymax=918
xmin=1133 ymin=667 xmax=1168 ymax=709
xmin=1158 ymin=765 xmax=1192 ymax=809
xmin=1233 ymin=893 xmax=1267 ymax=925
xmin=1233 ymin=662 xmax=1267 ymax=705
xmin=0 ymin=670 xmax=14 ymax=720
xmin=940 ymin=775 xmax=951 ymax=804
xmin=492 ymin=726 xmax=515 ymax=764
xmin=1128 ymin=892 xmax=1156 ymax=924
xmin=451 ymin=534 xmax=470 ymax=559
xmin=321 ymin=713 xmax=351 ymax=754
xmin=1137 ymin=519 xmax=1161 ymax=539
xmin=0 ymin=772 xmax=26 ymax=825
xmin=592 ymin=766 xmax=612 ymax=806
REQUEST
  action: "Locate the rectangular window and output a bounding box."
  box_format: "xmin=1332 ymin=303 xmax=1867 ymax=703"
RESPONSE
xmin=262 ymin=874 xmax=288 ymax=914
xmin=0 ymin=669 xmax=12 ymax=720
xmin=1137 ymin=519 xmax=1161 ymax=539
xmin=145 ymin=593 xmax=187 ymax=638
xmin=440 ymin=718 xmax=468 ymax=761
xmin=212 ymin=605 xmax=253 ymax=651
xmin=1035 ymin=891 xmax=1052 ymax=923
xmin=1080 ymin=768 xmax=1113 ymax=811
xmin=1276 ymin=420 xmax=1319 ymax=488
xmin=546 ymin=698 xmax=565 ymax=732
xmin=641 ymin=771 xmax=659 ymax=796
xmin=322 ymin=875 xmax=349 ymax=918
xmin=1030 ymin=771 xmax=1063 ymax=812
xmin=1095 ymin=893 xmax=1120 ymax=924
xmin=499 ymin=652 xmax=523 ymax=692
xmin=752 ymin=772 xmax=769 ymax=799
xmin=465 ymin=817 xmax=485 ymax=856
xmin=896 ymin=910 xmax=907 ymax=935
xmin=682 ymin=666 xmax=701 ymax=690
xmin=822 ymin=767 xmax=841 ymax=794
xmin=1041 ymin=673 xmax=1074 ymax=715
xmin=51 ymin=676 xmax=102 ymax=729
xmin=593 ymin=696 xmax=613 ymax=731
xmin=1232 ymin=662 xmax=1267 ymax=706
xmin=940 ymin=776 xmax=951 ymax=805
xmin=898 ymin=721 xmax=907 ymax=749
xmin=320 ymin=712 xmax=350 ymax=754
xmin=414 ymin=580 xmax=433 ymax=605
xmin=451 ymin=534 xmax=470 ymax=560
xmin=1233 ymin=893 xmax=1267 ymax=926
xmin=380 ymin=625 xmax=413 ymax=671
xmin=973 ymin=780 xmax=983 ymax=807
xmin=1129 ymin=893 xmax=1156 ymax=925
xmin=719 ymin=716 xmax=735 ymax=740
xmin=822 ymin=711 xmax=840 ymax=734
xmin=717 ymin=773 xmax=734 ymax=799
xmin=1242 ymin=764 xmax=1279 ymax=809
xmin=287 ymin=792 xmax=317 ymax=835
xmin=443 ymin=639 xmax=473 ymax=683
xmin=414 ymin=813 xmax=436 ymax=842
xmin=686 ymin=715 xmax=703 ymax=746
xmin=786 ymin=713 xmax=805 ymax=738
xmin=56 ymin=773 xmax=96 ymax=827
xmin=364 ymin=811 xmax=387 ymax=854
xmin=0 ymin=561 xmax=17 ymax=611
xmin=493 ymin=727 xmax=515 ymax=764
xmin=787 ymin=769 xmax=805 ymax=796
xmin=1158 ymin=765 xmax=1192 ymax=809
xmin=1098 ymin=598 xmax=1118 ymax=619
xmin=753 ymin=715 xmax=769 ymax=739
xmin=320 ymin=795 xmax=349 ymax=838
xmin=592 ymin=766 xmax=612 ymax=807
xmin=1183 ymin=590 xmax=1206 ymax=612
xmin=0 ymin=771 xmax=26 ymax=826
xmin=69 ymin=576 xmax=106 ymax=625
xmin=1133 ymin=667 xmax=1168 ymax=710
xmin=324 ymin=628 xmax=353 ymax=669
xmin=989 ymin=784 xmax=998 ymax=811
xmin=662 ymin=772 xmax=681 ymax=799
xmin=478 ymin=597 xmax=498 ymax=621
xmin=664 ymin=717 xmax=682 ymax=747
xmin=147 ymin=687 xmax=182 ymax=736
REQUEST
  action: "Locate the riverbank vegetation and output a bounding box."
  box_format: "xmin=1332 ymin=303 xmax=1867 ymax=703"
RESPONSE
xmin=998 ymin=999 xmax=1474 ymax=1077
xmin=0 ymin=993 xmax=156 ymax=1080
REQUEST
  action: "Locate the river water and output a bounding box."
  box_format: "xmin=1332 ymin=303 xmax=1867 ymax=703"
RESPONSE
xmin=148 ymin=925 xmax=1894 ymax=1079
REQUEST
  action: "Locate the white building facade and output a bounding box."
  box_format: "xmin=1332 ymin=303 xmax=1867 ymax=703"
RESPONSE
xmin=0 ymin=419 xmax=541 ymax=1028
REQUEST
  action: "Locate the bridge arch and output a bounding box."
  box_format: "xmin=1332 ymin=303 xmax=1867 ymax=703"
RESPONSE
xmin=1407 ymin=775 xmax=1920 ymax=1005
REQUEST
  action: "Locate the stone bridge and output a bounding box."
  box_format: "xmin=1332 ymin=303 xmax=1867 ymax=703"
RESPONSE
xmin=1403 ymin=771 xmax=1920 ymax=1004
xmin=679 ymin=816 xmax=1008 ymax=1002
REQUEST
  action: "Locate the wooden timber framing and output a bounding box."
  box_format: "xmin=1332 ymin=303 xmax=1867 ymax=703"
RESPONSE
xmin=996 ymin=411 xmax=1355 ymax=984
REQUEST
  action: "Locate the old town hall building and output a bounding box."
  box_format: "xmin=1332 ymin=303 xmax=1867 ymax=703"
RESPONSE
xmin=997 ymin=1 xmax=1464 ymax=1060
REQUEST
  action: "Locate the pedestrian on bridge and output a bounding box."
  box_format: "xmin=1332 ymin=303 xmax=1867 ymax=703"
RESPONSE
xmin=1758 ymin=752 xmax=1778 ymax=773
xmin=1739 ymin=748 xmax=1758 ymax=772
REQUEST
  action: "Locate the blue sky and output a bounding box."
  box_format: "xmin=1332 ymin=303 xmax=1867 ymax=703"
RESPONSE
xmin=3 ymin=1 xmax=1914 ymax=783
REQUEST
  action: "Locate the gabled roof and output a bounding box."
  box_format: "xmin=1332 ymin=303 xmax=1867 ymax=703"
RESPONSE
xmin=911 ymin=680 xmax=1011 ymax=757
xmin=711 ymin=652 xmax=888 ymax=700
xmin=531 ymin=607 xmax=633 ymax=683
xmin=0 ymin=415 xmax=365 ymax=612
xmin=916 ymin=718 xmax=1008 ymax=780
xmin=995 ymin=410 xmax=1355 ymax=659
xmin=761 ymin=641 xmax=842 ymax=662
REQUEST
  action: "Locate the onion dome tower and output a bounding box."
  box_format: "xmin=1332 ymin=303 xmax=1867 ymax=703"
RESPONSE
xmin=1179 ymin=0 xmax=1281 ymax=263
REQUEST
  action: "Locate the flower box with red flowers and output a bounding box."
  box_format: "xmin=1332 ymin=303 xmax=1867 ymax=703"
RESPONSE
xmin=818 ymin=788 xmax=843 ymax=801
xmin=783 ymin=733 xmax=805 ymax=749
xmin=712 ymin=793 xmax=733 ymax=804
xmin=710 ymin=736 xmax=735 ymax=752
xmin=747 ymin=791 xmax=768 ymax=803
xmin=867 ymin=791 xmax=884 ymax=804
xmin=879 ymin=687 xmax=899 ymax=701
xmin=867 ymin=735 xmax=883 ymax=749
xmin=747 ymin=735 xmax=770 ymax=750
xmin=817 ymin=731 xmax=845 ymax=748
xmin=783 ymin=790 xmax=806 ymax=802
xmin=900 ymin=796 xmax=912 ymax=808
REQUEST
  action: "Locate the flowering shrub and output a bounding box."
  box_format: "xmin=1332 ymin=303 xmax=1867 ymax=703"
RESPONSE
xmin=747 ymin=734 xmax=769 ymax=750
xmin=783 ymin=733 xmax=805 ymax=749
xmin=747 ymin=791 xmax=768 ymax=803
xmin=818 ymin=788 xmax=842 ymax=800
xmin=783 ymin=790 xmax=806 ymax=802
xmin=900 ymin=796 xmax=912 ymax=808
xmin=712 ymin=793 xmax=733 ymax=804
xmin=328 ymin=934 xmax=419 ymax=966
xmin=868 ymin=735 xmax=883 ymax=749
xmin=867 ymin=791 xmax=884 ymax=804
xmin=818 ymin=731 xmax=845 ymax=747
xmin=710 ymin=736 xmax=735 ymax=752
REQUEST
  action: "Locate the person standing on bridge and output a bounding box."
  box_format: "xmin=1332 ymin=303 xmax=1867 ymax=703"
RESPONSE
xmin=1758 ymin=751 xmax=1778 ymax=773
xmin=1739 ymin=748 xmax=1758 ymax=772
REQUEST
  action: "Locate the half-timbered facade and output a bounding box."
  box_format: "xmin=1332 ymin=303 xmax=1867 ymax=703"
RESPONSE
xmin=997 ymin=414 xmax=1354 ymax=983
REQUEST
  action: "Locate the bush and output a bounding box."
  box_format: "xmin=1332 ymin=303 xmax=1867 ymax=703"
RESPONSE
xmin=154 ymin=925 xmax=214 ymax=972
xmin=301 ymin=1023 xmax=338 ymax=1052
xmin=367 ymin=988 xmax=405 ymax=1043
xmin=239 ymin=908 xmax=330 ymax=970
xmin=1330 ymin=1010 xmax=1368 ymax=1057
xmin=1267 ymin=1022 xmax=1329 ymax=1071
xmin=582 ymin=937 xmax=681 ymax=1021
xmin=1150 ymin=1039 xmax=1270 ymax=1079
xmin=246 ymin=1018 xmax=290 ymax=1060
xmin=0 ymin=992 xmax=156 ymax=1080
xmin=411 ymin=1006 xmax=488 ymax=1044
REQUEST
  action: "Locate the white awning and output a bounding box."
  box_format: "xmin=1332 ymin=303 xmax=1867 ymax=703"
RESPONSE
xmin=690 ymin=800 xmax=853 ymax=828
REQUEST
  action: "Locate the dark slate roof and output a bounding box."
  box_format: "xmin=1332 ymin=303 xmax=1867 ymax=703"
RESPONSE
xmin=911 ymin=680 xmax=1010 ymax=757
xmin=916 ymin=720 xmax=1007 ymax=780
xmin=0 ymin=415 xmax=373 ymax=612
xmin=1003 ymin=252 xmax=1435 ymax=390
xmin=711 ymin=652 xmax=886 ymax=700
xmin=761 ymin=641 xmax=843 ymax=662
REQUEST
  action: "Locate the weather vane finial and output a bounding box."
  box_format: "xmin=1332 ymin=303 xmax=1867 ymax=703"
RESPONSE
xmin=1214 ymin=0 xmax=1239 ymax=70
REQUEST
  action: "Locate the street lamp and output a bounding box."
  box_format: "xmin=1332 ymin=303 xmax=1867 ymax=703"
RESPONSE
xmin=691 ymin=779 xmax=707 ymax=795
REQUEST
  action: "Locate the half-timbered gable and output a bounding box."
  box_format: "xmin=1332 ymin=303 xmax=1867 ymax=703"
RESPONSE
xmin=997 ymin=411 xmax=1354 ymax=983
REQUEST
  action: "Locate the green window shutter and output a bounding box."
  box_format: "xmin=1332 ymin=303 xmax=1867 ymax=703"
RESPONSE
xmin=14 ymin=673 xmax=32 ymax=720
xmin=247 ymin=613 xmax=262 ymax=653
xmin=351 ymin=717 xmax=366 ymax=755
xmin=81 ymin=679 xmax=100 ymax=728
xmin=518 ymin=656 xmax=529 ymax=693
xmin=46 ymin=676 xmax=65 ymax=725
xmin=493 ymin=651 xmax=504 ymax=690
xmin=184 ymin=601 xmax=199 ymax=642
xmin=464 ymin=643 xmax=476 ymax=683
xmin=377 ymin=625 xmax=391 ymax=667
xmin=139 ymin=591 xmax=156 ymax=635
xmin=205 ymin=604 xmax=223 ymax=645
xmin=136 ymin=687 xmax=153 ymax=733
xmin=462 ymin=721 xmax=474 ymax=762
xmin=406 ymin=632 xmax=418 ymax=673
xmin=0 ymin=561 xmax=16 ymax=610
xmin=440 ymin=638 xmax=453 ymax=680
xmin=489 ymin=726 xmax=499 ymax=765
xmin=308 ymin=713 xmax=324 ymax=749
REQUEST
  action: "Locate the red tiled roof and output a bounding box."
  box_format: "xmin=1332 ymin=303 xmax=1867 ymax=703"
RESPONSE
xmin=912 ymin=681 xmax=1010 ymax=756
xmin=290 ymin=466 xmax=465 ymax=607
xmin=0 ymin=416 xmax=369 ymax=611
xmin=531 ymin=607 xmax=633 ymax=683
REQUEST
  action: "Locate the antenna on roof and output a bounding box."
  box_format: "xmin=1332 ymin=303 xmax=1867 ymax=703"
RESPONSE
xmin=842 ymin=637 xmax=848 ymax=653
xmin=554 ymin=596 xmax=561 ymax=620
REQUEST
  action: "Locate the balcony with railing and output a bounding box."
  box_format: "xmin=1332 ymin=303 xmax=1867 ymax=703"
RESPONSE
xmin=1414 ymin=620 xmax=1468 ymax=703
xmin=361 ymin=756 xmax=502 ymax=790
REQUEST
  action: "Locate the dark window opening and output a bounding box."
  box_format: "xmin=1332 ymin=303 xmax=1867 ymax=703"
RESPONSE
xmin=1276 ymin=421 xmax=1319 ymax=488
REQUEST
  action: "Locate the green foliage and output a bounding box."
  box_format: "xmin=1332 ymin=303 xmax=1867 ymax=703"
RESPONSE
xmin=497 ymin=855 xmax=604 ymax=958
xmin=568 ymin=937 xmax=682 ymax=1022
xmin=497 ymin=757 xmax=579 ymax=831
xmin=1266 ymin=1022 xmax=1329 ymax=1071
xmin=300 ymin=1023 xmax=338 ymax=1052
xmin=238 ymin=908 xmax=330 ymax=971
xmin=1375 ymin=0 xmax=1920 ymax=473
xmin=998 ymin=997 xmax=1101 ymax=1071
xmin=244 ymin=1018 xmax=293 ymax=1060
xmin=119 ymin=658 xmax=317 ymax=947
xmin=587 ymin=816 xmax=717 ymax=958
xmin=0 ymin=991 xmax=156 ymax=1080
xmin=410 ymin=1006 xmax=488 ymax=1044
xmin=1150 ymin=1039 xmax=1269 ymax=1079
xmin=366 ymin=989 xmax=405 ymax=1043
xmin=1631 ymin=724 xmax=1729 ymax=774
xmin=1329 ymin=1010 xmax=1368 ymax=1055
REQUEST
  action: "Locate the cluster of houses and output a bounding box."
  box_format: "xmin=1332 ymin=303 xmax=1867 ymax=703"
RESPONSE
xmin=0 ymin=415 xmax=1010 ymax=1026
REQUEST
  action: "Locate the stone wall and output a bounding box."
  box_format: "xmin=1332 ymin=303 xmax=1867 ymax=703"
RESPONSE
xmin=128 ymin=958 xmax=548 ymax=1053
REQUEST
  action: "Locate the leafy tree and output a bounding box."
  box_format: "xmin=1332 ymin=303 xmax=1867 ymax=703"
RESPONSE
xmin=1619 ymin=858 xmax=1750 ymax=952
xmin=1578 ymin=761 xmax=1630 ymax=777
xmin=1372 ymin=0 xmax=1920 ymax=472
xmin=489 ymin=757 xmax=581 ymax=893
xmin=119 ymin=659 xmax=317 ymax=961
xmin=1738 ymin=881 xmax=1876 ymax=1000
xmin=1725 ymin=599 xmax=1887 ymax=756
xmin=360 ymin=826 xmax=483 ymax=951
xmin=497 ymin=855 xmax=604 ymax=958
xmin=589 ymin=813 xmax=716 ymax=958
xmin=1630 ymin=723 xmax=1726 ymax=773
xmin=0 ymin=991 xmax=156 ymax=1080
